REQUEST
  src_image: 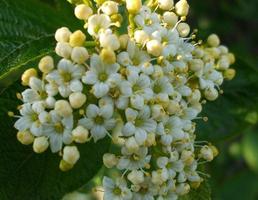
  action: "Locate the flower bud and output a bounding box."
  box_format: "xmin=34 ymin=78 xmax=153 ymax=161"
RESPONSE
xmin=134 ymin=30 xmax=149 ymax=45
xmin=227 ymin=53 xmax=235 ymax=64
xmin=100 ymin=48 xmax=116 ymax=64
xmin=158 ymin=0 xmax=174 ymax=11
xmin=100 ymin=31 xmax=120 ymax=51
xmin=69 ymin=30 xmax=86 ymax=47
xmin=163 ymin=12 xmax=178 ymax=27
xmin=177 ymin=22 xmax=190 ymax=37
xmin=218 ymin=55 xmax=230 ymax=70
xmin=101 ymin=1 xmax=118 ymax=15
xmin=55 ymin=42 xmax=72 ymax=58
xmin=145 ymin=133 xmax=156 ymax=147
xmin=204 ymin=87 xmax=218 ymax=101
xmin=127 ymin=170 xmax=144 ymax=185
xmin=71 ymin=47 xmax=89 ymax=64
xmin=21 ymin=68 xmax=37 ymax=86
xmin=55 ymin=27 xmax=71 ymax=43
xmin=125 ymin=137 xmax=139 ymax=153
xmin=152 ymin=169 xmax=169 ymax=185
xmin=176 ymin=183 xmax=190 ymax=195
xmin=55 ymin=100 xmax=73 ymax=117
xmin=146 ymin=40 xmax=163 ymax=57
xmin=126 ymin=0 xmax=142 ymax=14
xmin=63 ymin=146 xmax=80 ymax=165
xmin=189 ymin=59 xmax=204 ymax=72
xmin=33 ymin=136 xmax=49 ymax=153
xmin=17 ymin=131 xmax=34 ymax=145
xmin=38 ymin=56 xmax=54 ymax=73
xmin=74 ymin=4 xmax=93 ymax=20
xmin=167 ymin=100 xmax=181 ymax=114
xmin=72 ymin=125 xmax=89 ymax=143
xmin=59 ymin=159 xmax=74 ymax=171
xmin=199 ymin=145 xmax=214 ymax=161
xmin=119 ymin=34 xmax=129 ymax=49
xmin=175 ymin=0 xmax=189 ymax=16
xmin=224 ymin=68 xmax=236 ymax=80
xmin=69 ymin=92 xmax=87 ymax=109
xmin=207 ymin=34 xmax=220 ymax=47
xmin=103 ymin=153 xmax=118 ymax=168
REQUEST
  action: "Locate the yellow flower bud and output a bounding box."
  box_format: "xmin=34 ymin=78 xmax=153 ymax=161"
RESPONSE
xmin=72 ymin=126 xmax=89 ymax=143
xmin=100 ymin=48 xmax=116 ymax=64
xmin=71 ymin=47 xmax=89 ymax=64
xmin=59 ymin=159 xmax=74 ymax=172
xmin=69 ymin=30 xmax=86 ymax=47
xmin=119 ymin=34 xmax=129 ymax=49
xmin=17 ymin=131 xmax=34 ymax=145
xmin=224 ymin=68 xmax=236 ymax=80
xmin=207 ymin=34 xmax=220 ymax=47
xmin=21 ymin=68 xmax=37 ymax=86
xmin=175 ymin=0 xmax=190 ymax=16
xmin=69 ymin=92 xmax=87 ymax=109
xmin=38 ymin=56 xmax=54 ymax=73
xmin=177 ymin=22 xmax=190 ymax=37
xmin=126 ymin=0 xmax=142 ymax=14
xmin=63 ymin=146 xmax=80 ymax=165
xmin=33 ymin=136 xmax=49 ymax=153
xmin=74 ymin=4 xmax=93 ymax=20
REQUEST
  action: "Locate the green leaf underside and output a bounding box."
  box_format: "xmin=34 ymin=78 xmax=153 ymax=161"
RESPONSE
xmin=0 ymin=83 xmax=110 ymax=200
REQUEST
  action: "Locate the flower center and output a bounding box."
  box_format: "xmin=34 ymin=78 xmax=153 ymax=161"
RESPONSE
xmin=31 ymin=113 xmax=38 ymax=121
xmin=54 ymin=122 xmax=64 ymax=134
xmin=135 ymin=119 xmax=144 ymax=127
xmin=153 ymin=84 xmax=162 ymax=93
xmin=40 ymin=91 xmax=48 ymax=99
xmin=145 ymin=18 xmax=153 ymax=26
xmin=61 ymin=71 xmax=72 ymax=82
xmin=98 ymin=73 xmax=108 ymax=82
xmin=95 ymin=116 xmax=104 ymax=124
xmin=113 ymin=187 xmax=122 ymax=195
xmin=132 ymin=84 xmax=141 ymax=92
xmin=132 ymin=154 xmax=140 ymax=161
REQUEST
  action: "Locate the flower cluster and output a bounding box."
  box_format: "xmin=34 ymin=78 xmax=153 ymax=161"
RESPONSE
xmin=12 ymin=0 xmax=235 ymax=199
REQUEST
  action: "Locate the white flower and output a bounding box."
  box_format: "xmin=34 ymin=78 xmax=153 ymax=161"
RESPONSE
xmin=42 ymin=110 xmax=73 ymax=153
xmin=88 ymin=14 xmax=111 ymax=37
xmin=103 ymin=177 xmax=132 ymax=200
xmin=82 ymin=54 xmax=120 ymax=98
xmin=117 ymin=147 xmax=151 ymax=170
xmin=122 ymin=106 xmax=157 ymax=145
xmin=14 ymin=103 xmax=45 ymax=136
xmin=78 ymin=104 xmax=116 ymax=142
xmin=46 ymin=59 xmax=85 ymax=97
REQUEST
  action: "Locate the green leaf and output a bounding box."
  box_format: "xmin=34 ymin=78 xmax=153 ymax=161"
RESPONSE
xmin=242 ymin=130 xmax=258 ymax=173
xmin=0 ymin=83 xmax=110 ymax=200
xmin=179 ymin=180 xmax=211 ymax=200
xmin=0 ymin=0 xmax=81 ymax=92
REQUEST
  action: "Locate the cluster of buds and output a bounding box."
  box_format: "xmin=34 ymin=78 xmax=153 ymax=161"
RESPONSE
xmin=11 ymin=0 xmax=235 ymax=199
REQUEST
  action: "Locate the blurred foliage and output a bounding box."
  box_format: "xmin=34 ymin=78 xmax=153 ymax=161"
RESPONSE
xmin=0 ymin=0 xmax=258 ymax=199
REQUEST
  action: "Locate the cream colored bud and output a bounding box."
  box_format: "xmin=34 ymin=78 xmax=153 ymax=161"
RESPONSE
xmin=63 ymin=146 xmax=80 ymax=165
xmin=224 ymin=68 xmax=236 ymax=80
xmin=119 ymin=34 xmax=129 ymax=49
xmin=21 ymin=68 xmax=37 ymax=86
xmin=145 ymin=133 xmax=156 ymax=147
xmin=55 ymin=100 xmax=73 ymax=117
xmin=227 ymin=53 xmax=236 ymax=64
xmin=167 ymin=100 xmax=181 ymax=114
xmin=71 ymin=47 xmax=89 ymax=64
xmin=33 ymin=136 xmax=49 ymax=153
xmin=38 ymin=56 xmax=54 ymax=73
xmin=127 ymin=170 xmax=144 ymax=185
xmin=163 ymin=12 xmax=178 ymax=27
xmin=69 ymin=92 xmax=87 ymax=109
xmin=55 ymin=27 xmax=71 ymax=43
xmin=100 ymin=32 xmax=120 ymax=51
xmin=74 ymin=4 xmax=93 ymax=20
xmin=126 ymin=0 xmax=142 ymax=14
xmin=199 ymin=145 xmax=214 ymax=161
xmin=72 ymin=126 xmax=89 ymax=143
xmin=125 ymin=137 xmax=139 ymax=153
xmin=204 ymin=87 xmax=218 ymax=101
xmin=146 ymin=40 xmax=163 ymax=57
xmin=210 ymin=145 xmax=219 ymax=157
xmin=176 ymin=183 xmax=190 ymax=195
xmin=59 ymin=159 xmax=74 ymax=171
xmin=134 ymin=30 xmax=149 ymax=45
xmin=218 ymin=55 xmax=230 ymax=70
xmin=189 ymin=59 xmax=204 ymax=72
xmin=158 ymin=0 xmax=174 ymax=10
xmin=100 ymin=48 xmax=116 ymax=64
xmin=207 ymin=34 xmax=220 ymax=47
xmin=101 ymin=1 xmax=118 ymax=15
xmin=55 ymin=42 xmax=72 ymax=58
xmin=17 ymin=131 xmax=34 ymax=145
xmin=69 ymin=30 xmax=86 ymax=47
xmin=175 ymin=0 xmax=189 ymax=16
xmin=103 ymin=153 xmax=118 ymax=168
xmin=177 ymin=22 xmax=190 ymax=37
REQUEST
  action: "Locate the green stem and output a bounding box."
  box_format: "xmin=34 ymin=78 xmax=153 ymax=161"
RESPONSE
xmin=85 ymin=41 xmax=97 ymax=48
